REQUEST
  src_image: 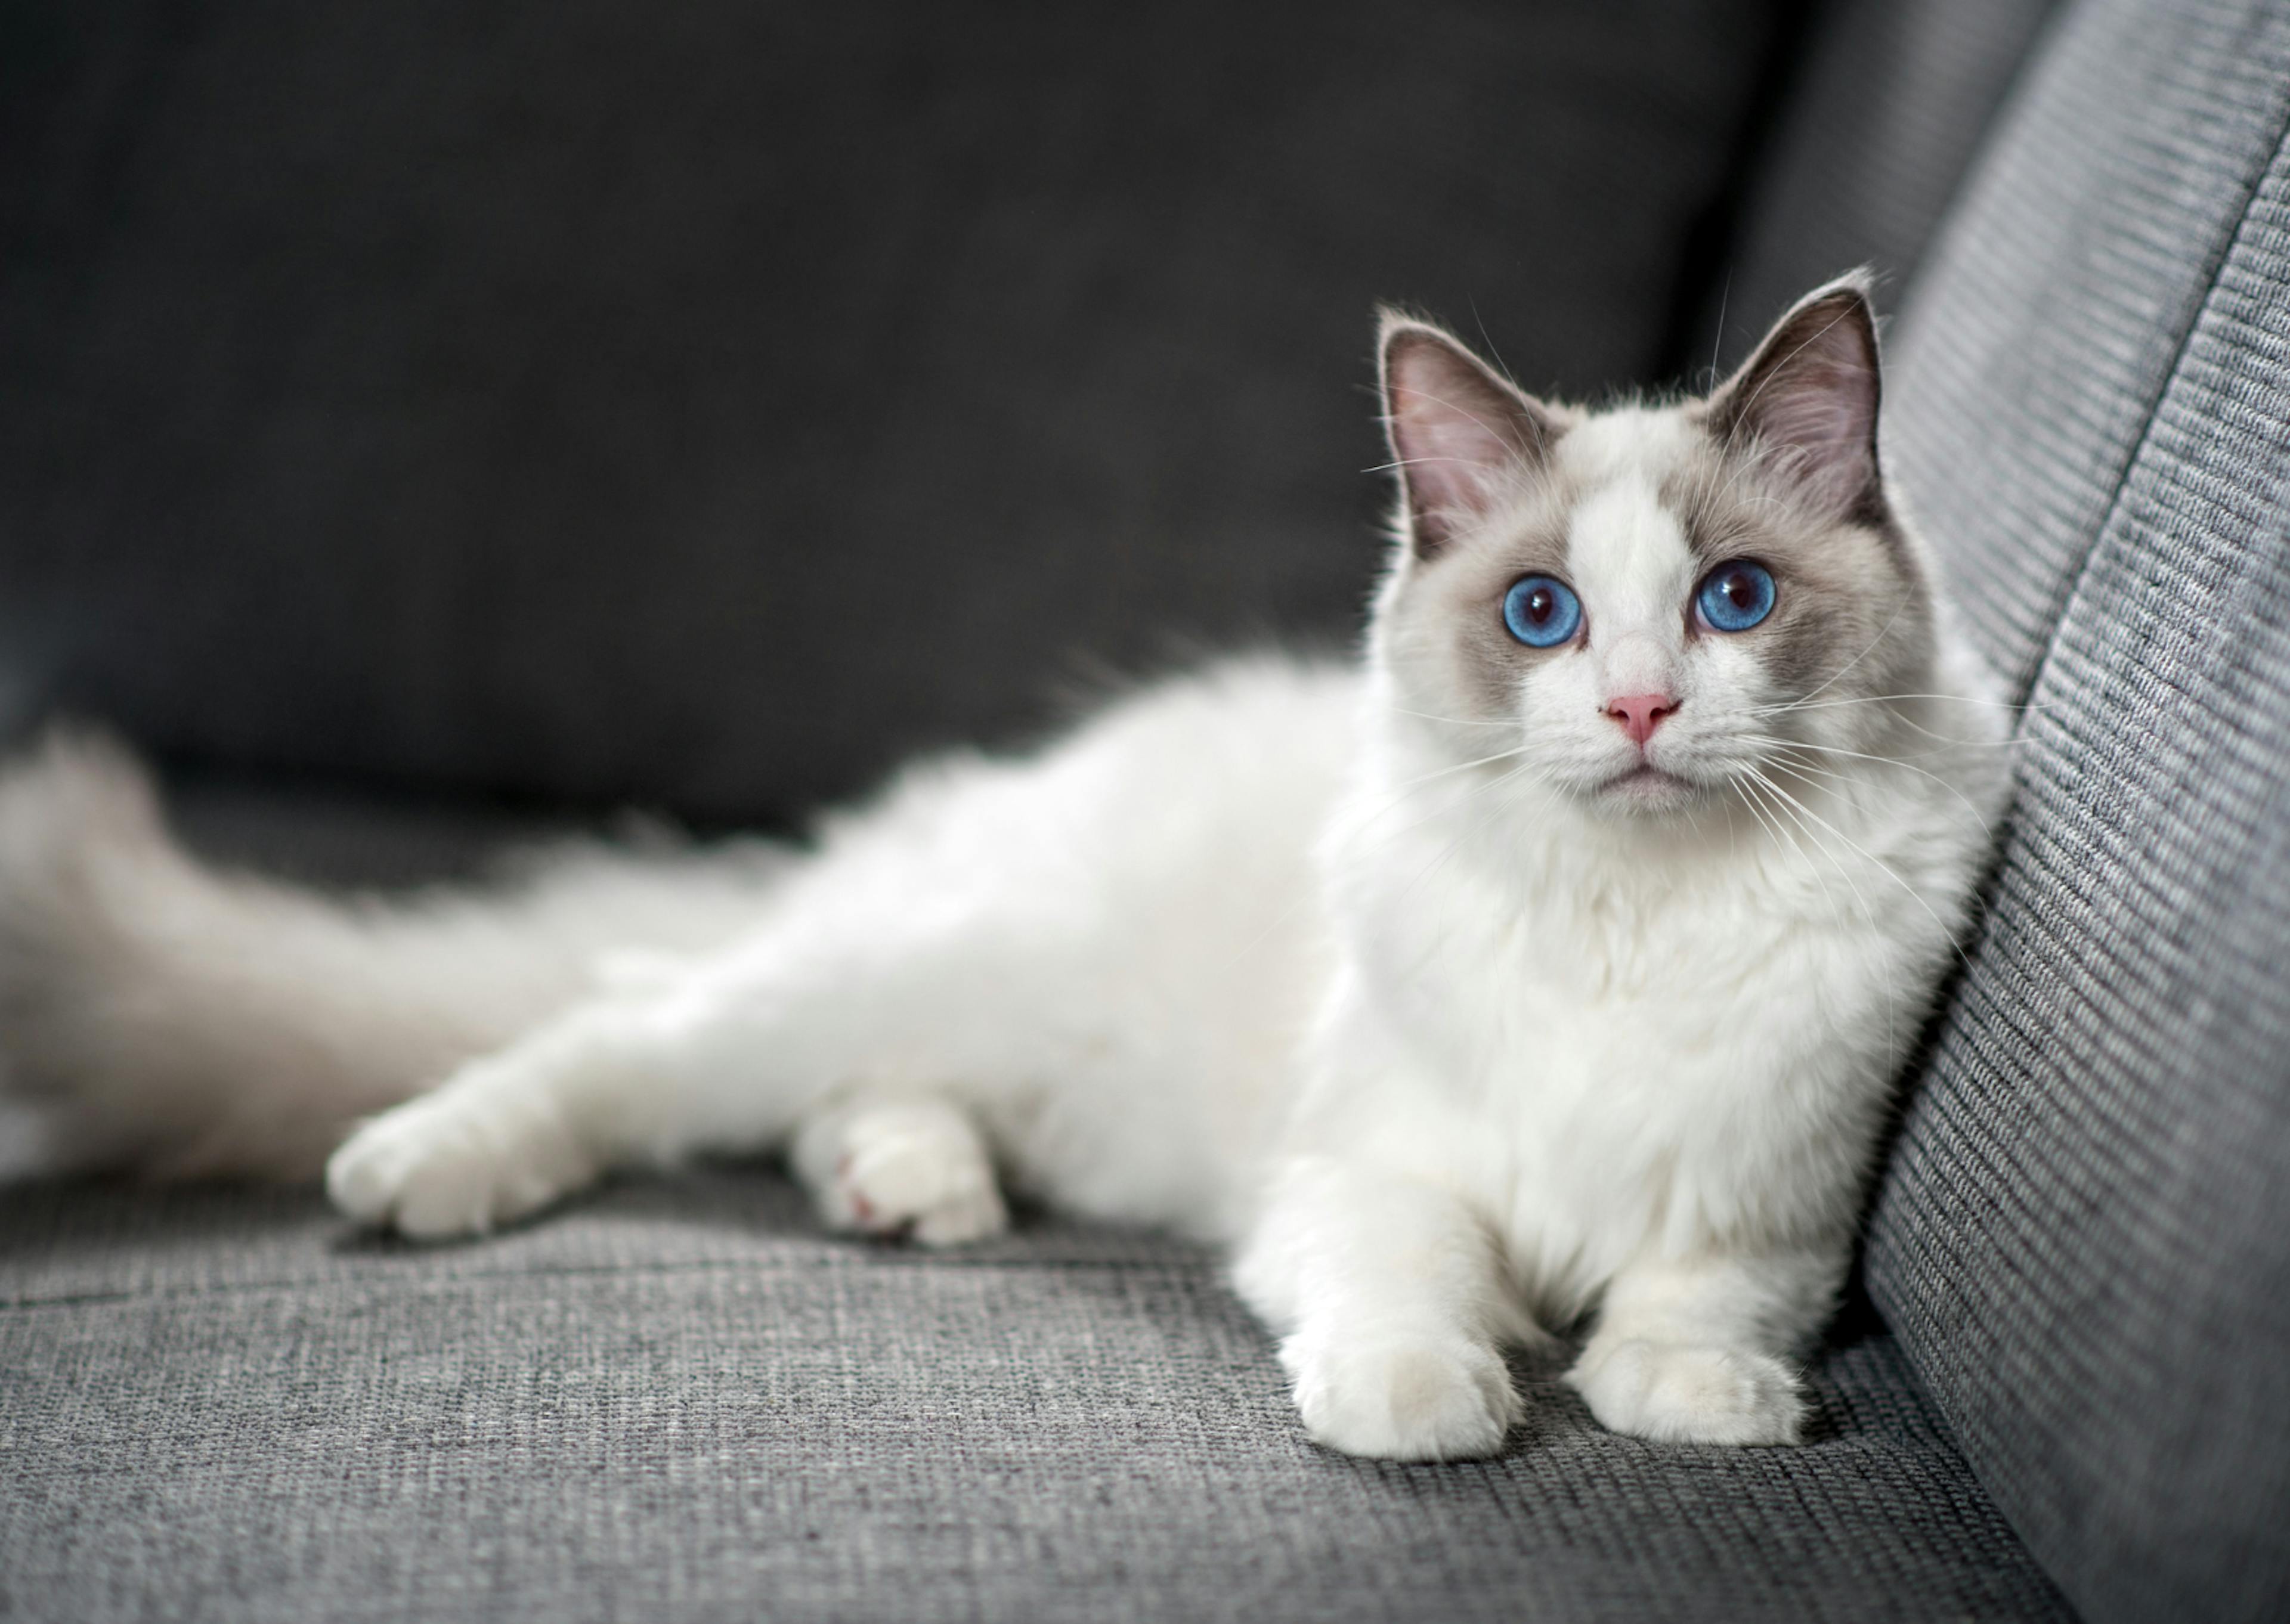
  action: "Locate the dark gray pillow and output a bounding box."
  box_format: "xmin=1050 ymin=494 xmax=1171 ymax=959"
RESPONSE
xmin=0 ymin=0 xmax=1791 ymax=821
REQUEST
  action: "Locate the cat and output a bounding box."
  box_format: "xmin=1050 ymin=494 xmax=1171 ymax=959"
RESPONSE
xmin=0 ymin=274 xmax=2009 ymax=1460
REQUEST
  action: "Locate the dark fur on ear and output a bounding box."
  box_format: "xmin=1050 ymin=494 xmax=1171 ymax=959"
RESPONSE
xmin=1378 ymin=311 xmax=1568 ymax=557
xmin=1704 ymin=273 xmax=1886 ymax=526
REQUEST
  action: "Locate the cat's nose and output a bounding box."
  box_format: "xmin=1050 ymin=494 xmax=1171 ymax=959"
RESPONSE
xmin=1604 ymin=692 xmax=1677 ymax=748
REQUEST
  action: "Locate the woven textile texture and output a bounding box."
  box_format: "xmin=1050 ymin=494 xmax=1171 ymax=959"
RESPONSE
xmin=0 ymin=1174 xmax=2071 ymax=1624
xmin=1869 ymin=1 xmax=2290 ymax=1619
xmin=1704 ymin=0 xmax=2061 ymax=371
xmin=1885 ymin=0 xmax=2290 ymax=696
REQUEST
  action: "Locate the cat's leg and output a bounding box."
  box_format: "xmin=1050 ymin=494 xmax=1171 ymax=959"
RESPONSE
xmin=329 ymin=921 xmax=975 ymax=1236
xmin=327 ymin=906 xmax=1031 ymax=1238
xmin=1232 ymin=1156 xmax=1527 ymax=1461
xmin=788 ymin=1093 xmax=1007 ymax=1247
xmin=326 ymin=990 xmax=730 ymax=1237
xmin=1562 ymin=1248 xmax=1842 ymax=1446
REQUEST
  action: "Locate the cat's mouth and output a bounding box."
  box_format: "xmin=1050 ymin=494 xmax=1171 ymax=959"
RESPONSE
xmin=1599 ymin=763 xmax=1700 ymax=807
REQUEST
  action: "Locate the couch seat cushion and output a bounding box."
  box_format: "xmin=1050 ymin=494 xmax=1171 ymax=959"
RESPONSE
xmin=1 ymin=1174 xmax=2070 ymax=1623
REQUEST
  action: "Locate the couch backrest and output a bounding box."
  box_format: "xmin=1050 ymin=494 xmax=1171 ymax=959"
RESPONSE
xmin=0 ymin=0 xmax=1798 ymax=823
xmin=1853 ymin=2 xmax=2290 ymax=1619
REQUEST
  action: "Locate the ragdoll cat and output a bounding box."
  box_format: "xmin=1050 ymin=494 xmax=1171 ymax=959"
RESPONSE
xmin=0 ymin=274 xmax=2009 ymax=1460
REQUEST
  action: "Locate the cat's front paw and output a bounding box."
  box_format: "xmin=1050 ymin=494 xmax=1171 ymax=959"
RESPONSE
xmin=1281 ymin=1331 xmax=1520 ymax=1461
xmin=327 ymin=1089 xmax=595 ymax=1239
xmin=1565 ymin=1340 xmax=1803 ymax=1446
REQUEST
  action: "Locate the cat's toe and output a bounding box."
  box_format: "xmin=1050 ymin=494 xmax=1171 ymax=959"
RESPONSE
xmin=1565 ymin=1340 xmax=1803 ymax=1446
xmin=818 ymin=1104 xmax=1008 ymax=1245
xmin=326 ymin=1095 xmax=590 ymax=1239
xmin=907 ymin=1185 xmax=1009 ymax=1247
xmin=1283 ymin=1332 xmax=1519 ymax=1460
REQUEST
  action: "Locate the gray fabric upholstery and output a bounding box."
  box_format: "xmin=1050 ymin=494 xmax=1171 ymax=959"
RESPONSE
xmin=166 ymin=771 xmax=595 ymax=890
xmin=1705 ymin=0 xmax=2062 ymax=369
xmin=0 ymin=0 xmax=1792 ymax=823
xmin=0 ymin=1174 xmax=2072 ymax=1623
xmin=0 ymin=724 xmax=636 ymax=894
xmin=1887 ymin=0 xmax=2290 ymax=695
xmin=1868 ymin=2 xmax=2290 ymax=1619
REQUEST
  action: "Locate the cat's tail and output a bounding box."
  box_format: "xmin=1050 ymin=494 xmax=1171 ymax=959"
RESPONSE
xmin=0 ymin=731 xmax=787 ymax=1182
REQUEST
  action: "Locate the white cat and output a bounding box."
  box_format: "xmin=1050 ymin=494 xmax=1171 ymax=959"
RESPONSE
xmin=0 ymin=275 xmax=2009 ymax=1460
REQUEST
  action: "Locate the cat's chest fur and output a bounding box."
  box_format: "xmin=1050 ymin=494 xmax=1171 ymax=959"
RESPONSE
xmin=1299 ymin=747 xmax=1945 ymax=1313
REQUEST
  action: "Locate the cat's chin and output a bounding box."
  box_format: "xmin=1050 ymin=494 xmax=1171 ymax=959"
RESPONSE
xmin=1593 ymin=764 xmax=1706 ymax=817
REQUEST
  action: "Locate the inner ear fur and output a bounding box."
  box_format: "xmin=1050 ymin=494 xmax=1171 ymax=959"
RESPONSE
xmin=1705 ymin=274 xmax=1886 ymax=525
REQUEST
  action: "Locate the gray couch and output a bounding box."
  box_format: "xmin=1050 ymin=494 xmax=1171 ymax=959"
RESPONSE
xmin=4 ymin=1 xmax=2286 ymax=1619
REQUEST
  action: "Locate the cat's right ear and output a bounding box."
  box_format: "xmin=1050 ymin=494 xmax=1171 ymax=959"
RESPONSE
xmin=1379 ymin=314 xmax=1564 ymax=557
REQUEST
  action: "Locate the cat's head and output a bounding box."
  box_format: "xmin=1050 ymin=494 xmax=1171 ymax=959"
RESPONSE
xmin=1369 ymin=274 xmax=1935 ymax=822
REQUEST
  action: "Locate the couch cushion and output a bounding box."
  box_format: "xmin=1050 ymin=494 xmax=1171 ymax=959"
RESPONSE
xmin=0 ymin=1174 xmax=2071 ymax=1623
xmin=1868 ymin=2 xmax=2290 ymax=1619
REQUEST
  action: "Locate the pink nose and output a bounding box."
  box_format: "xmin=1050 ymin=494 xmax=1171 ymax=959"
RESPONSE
xmin=1605 ymin=692 xmax=1677 ymax=748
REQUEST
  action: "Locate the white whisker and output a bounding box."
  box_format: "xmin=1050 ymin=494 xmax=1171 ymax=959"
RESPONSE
xmin=1744 ymin=765 xmax=1976 ymax=981
xmin=1740 ymin=768 xmax=1899 ymax=1056
xmin=1733 ymin=734 xmax=2000 ymax=840
xmin=1386 ymin=706 xmax=1517 ymax=729
xmin=1790 ymin=602 xmax=1908 ymax=708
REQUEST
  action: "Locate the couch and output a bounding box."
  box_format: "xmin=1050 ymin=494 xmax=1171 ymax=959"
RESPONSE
xmin=2 ymin=1 xmax=2284 ymax=1619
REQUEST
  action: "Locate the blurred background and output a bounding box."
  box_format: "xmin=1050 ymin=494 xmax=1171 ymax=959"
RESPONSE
xmin=0 ymin=0 xmax=2053 ymax=863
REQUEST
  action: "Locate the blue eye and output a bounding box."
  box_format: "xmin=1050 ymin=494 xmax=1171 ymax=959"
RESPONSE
xmin=1502 ymin=575 xmax=1582 ymax=647
xmin=1695 ymin=560 xmax=1776 ymax=633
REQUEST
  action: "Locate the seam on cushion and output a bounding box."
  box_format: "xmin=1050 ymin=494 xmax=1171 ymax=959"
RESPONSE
xmin=2005 ymin=94 xmax=2290 ymax=732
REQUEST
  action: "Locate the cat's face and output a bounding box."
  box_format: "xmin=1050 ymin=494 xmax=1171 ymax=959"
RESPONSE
xmin=1372 ymin=277 xmax=1935 ymax=823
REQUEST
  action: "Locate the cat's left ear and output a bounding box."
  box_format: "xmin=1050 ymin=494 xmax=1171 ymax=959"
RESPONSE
xmin=1705 ymin=274 xmax=1885 ymax=523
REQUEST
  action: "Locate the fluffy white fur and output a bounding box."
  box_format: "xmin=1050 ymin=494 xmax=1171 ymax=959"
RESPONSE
xmin=0 ymin=277 xmax=2010 ymax=1460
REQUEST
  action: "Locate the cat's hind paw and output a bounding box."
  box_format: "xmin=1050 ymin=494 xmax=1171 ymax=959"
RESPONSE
xmin=796 ymin=1097 xmax=1008 ymax=1247
xmin=1282 ymin=1331 xmax=1520 ymax=1461
xmin=1564 ymin=1340 xmax=1803 ymax=1446
xmin=327 ymin=1089 xmax=596 ymax=1240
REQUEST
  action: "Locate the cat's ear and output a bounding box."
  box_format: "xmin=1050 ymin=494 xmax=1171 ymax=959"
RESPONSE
xmin=1706 ymin=274 xmax=1884 ymax=523
xmin=1380 ymin=313 xmax=1563 ymax=557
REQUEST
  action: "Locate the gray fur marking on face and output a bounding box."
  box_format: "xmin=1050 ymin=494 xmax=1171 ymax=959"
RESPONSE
xmin=1374 ymin=274 xmax=1941 ymax=816
xmin=1661 ymin=432 xmax=1929 ymax=705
